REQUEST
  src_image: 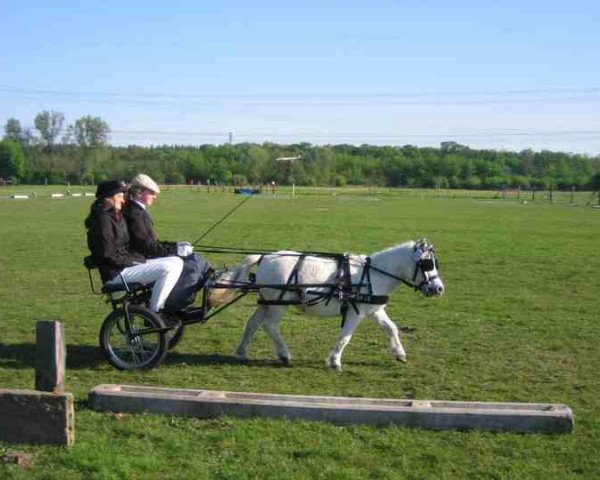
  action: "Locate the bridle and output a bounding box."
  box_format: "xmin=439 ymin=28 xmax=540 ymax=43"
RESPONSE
xmin=366 ymin=243 xmax=441 ymax=291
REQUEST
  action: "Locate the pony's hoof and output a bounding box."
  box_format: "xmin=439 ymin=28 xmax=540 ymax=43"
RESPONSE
xmin=392 ymin=349 xmax=407 ymax=362
xmin=278 ymin=355 xmax=290 ymax=366
xmin=234 ymin=351 xmax=250 ymax=362
xmin=327 ymin=358 xmax=342 ymax=371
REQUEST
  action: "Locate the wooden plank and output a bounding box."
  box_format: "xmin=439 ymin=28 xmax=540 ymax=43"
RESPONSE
xmin=0 ymin=390 xmax=74 ymax=446
xmin=89 ymin=384 xmax=573 ymax=434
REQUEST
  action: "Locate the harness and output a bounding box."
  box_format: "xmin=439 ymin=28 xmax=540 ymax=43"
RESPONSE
xmin=210 ymin=244 xmax=440 ymax=329
xmin=255 ymin=254 xmax=389 ymax=323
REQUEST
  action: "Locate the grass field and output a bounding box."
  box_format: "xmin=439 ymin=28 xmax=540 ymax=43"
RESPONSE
xmin=0 ymin=187 xmax=599 ymax=479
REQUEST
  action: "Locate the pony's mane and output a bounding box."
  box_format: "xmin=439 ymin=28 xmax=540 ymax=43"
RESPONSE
xmin=370 ymin=240 xmax=416 ymax=261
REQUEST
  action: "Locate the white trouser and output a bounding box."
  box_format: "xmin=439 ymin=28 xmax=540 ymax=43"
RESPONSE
xmin=120 ymin=257 xmax=184 ymax=312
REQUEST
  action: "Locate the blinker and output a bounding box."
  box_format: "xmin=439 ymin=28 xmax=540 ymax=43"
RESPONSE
xmin=419 ymin=257 xmax=439 ymax=272
xmin=420 ymin=258 xmax=434 ymax=271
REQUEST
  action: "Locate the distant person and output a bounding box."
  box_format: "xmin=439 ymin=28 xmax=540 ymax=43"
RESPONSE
xmin=84 ymin=180 xmax=183 ymax=313
xmin=123 ymin=174 xmax=212 ymax=313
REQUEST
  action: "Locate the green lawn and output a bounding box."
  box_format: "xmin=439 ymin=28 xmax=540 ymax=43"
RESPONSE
xmin=0 ymin=187 xmax=598 ymax=479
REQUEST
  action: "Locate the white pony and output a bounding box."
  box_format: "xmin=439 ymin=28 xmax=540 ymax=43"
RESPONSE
xmin=209 ymin=240 xmax=444 ymax=371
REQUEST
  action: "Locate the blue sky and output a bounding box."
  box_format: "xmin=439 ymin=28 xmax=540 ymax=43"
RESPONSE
xmin=1 ymin=0 xmax=599 ymax=153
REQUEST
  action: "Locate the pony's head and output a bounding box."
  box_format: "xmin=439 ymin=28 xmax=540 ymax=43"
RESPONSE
xmin=412 ymin=239 xmax=444 ymax=297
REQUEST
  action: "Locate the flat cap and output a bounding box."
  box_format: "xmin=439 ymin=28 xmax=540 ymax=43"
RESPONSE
xmin=131 ymin=173 xmax=160 ymax=194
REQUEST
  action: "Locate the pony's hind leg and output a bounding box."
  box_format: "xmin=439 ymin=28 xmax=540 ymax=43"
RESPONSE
xmin=260 ymin=306 xmax=291 ymax=364
xmin=369 ymin=308 xmax=406 ymax=362
xmin=235 ymin=304 xmax=269 ymax=361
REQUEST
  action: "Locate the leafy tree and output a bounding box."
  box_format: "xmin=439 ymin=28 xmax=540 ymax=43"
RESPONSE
xmin=511 ymin=175 xmax=530 ymax=189
xmin=441 ymin=141 xmax=469 ymax=153
xmin=465 ymin=175 xmax=482 ymax=189
xmin=0 ymin=139 xmax=26 ymax=180
xmin=245 ymin=146 xmax=269 ymax=183
xmin=2 ymin=125 xmax=599 ymax=189
xmin=334 ymin=174 xmax=347 ymax=186
xmin=232 ymin=173 xmax=248 ymax=186
xmin=3 ymin=118 xmax=23 ymax=143
xmin=65 ymin=116 xmax=110 ymax=148
xmin=34 ymin=110 xmax=65 ymax=152
xmin=448 ymin=175 xmax=461 ymax=188
xmin=3 ymin=119 xmax=35 ymax=148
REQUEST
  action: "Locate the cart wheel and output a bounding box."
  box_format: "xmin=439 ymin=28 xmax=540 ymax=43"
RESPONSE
xmin=99 ymin=305 xmax=168 ymax=370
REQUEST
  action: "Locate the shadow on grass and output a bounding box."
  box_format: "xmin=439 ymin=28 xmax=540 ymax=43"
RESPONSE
xmin=0 ymin=343 xmax=105 ymax=370
xmin=67 ymin=344 xmax=105 ymax=369
xmin=1 ymin=342 xmax=401 ymax=371
xmin=164 ymin=351 xmax=244 ymax=366
xmin=0 ymin=342 xmax=35 ymax=369
xmin=163 ymin=350 xmax=393 ymax=370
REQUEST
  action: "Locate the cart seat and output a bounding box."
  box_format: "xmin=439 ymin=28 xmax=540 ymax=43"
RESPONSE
xmin=84 ymin=256 xmax=148 ymax=294
xmin=101 ymin=278 xmax=146 ymax=294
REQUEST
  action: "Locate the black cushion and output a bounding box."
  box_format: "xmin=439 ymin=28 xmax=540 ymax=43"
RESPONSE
xmin=101 ymin=278 xmax=144 ymax=293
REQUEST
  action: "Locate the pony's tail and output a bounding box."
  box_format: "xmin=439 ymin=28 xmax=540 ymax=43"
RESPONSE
xmin=207 ymin=254 xmax=262 ymax=307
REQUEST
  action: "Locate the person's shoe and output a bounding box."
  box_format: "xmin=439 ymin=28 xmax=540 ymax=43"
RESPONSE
xmin=161 ymin=312 xmax=183 ymax=327
xmin=181 ymin=307 xmax=205 ymax=321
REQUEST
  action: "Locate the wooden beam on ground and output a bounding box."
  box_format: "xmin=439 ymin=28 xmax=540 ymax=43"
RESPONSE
xmin=0 ymin=390 xmax=75 ymax=446
xmin=35 ymin=320 xmax=66 ymax=393
xmin=89 ymin=384 xmax=573 ymax=434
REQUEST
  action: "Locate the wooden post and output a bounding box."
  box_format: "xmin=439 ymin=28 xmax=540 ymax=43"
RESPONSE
xmin=35 ymin=321 xmax=66 ymax=393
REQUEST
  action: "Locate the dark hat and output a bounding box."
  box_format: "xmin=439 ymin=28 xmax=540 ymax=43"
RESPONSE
xmin=96 ymin=180 xmax=127 ymax=199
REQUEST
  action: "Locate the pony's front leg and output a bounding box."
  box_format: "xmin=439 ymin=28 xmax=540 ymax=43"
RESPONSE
xmin=261 ymin=306 xmax=291 ymax=364
xmin=369 ymin=308 xmax=406 ymax=362
xmin=235 ymin=304 xmax=268 ymax=361
xmin=327 ymin=310 xmax=364 ymax=371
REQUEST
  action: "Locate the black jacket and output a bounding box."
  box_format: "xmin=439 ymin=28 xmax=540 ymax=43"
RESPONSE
xmin=122 ymin=201 xmax=177 ymax=258
xmin=85 ymin=202 xmax=146 ymax=282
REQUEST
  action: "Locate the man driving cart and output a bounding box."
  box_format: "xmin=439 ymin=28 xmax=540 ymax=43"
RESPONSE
xmin=123 ymin=173 xmax=212 ymax=314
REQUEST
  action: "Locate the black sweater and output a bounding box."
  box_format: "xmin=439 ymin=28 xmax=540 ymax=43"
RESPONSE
xmin=85 ymin=203 xmax=146 ymax=282
xmin=122 ymin=201 xmax=177 ymax=258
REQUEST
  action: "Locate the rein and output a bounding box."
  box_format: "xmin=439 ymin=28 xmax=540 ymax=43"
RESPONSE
xmin=191 ymin=195 xmax=253 ymax=245
xmin=366 ymin=263 xmax=420 ymax=291
xmin=367 ymin=258 xmax=439 ymax=291
xmin=194 ymin=244 xmax=345 ymax=258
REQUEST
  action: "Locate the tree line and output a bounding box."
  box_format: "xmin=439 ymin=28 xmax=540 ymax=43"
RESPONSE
xmin=2 ymin=111 xmax=600 ymax=191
